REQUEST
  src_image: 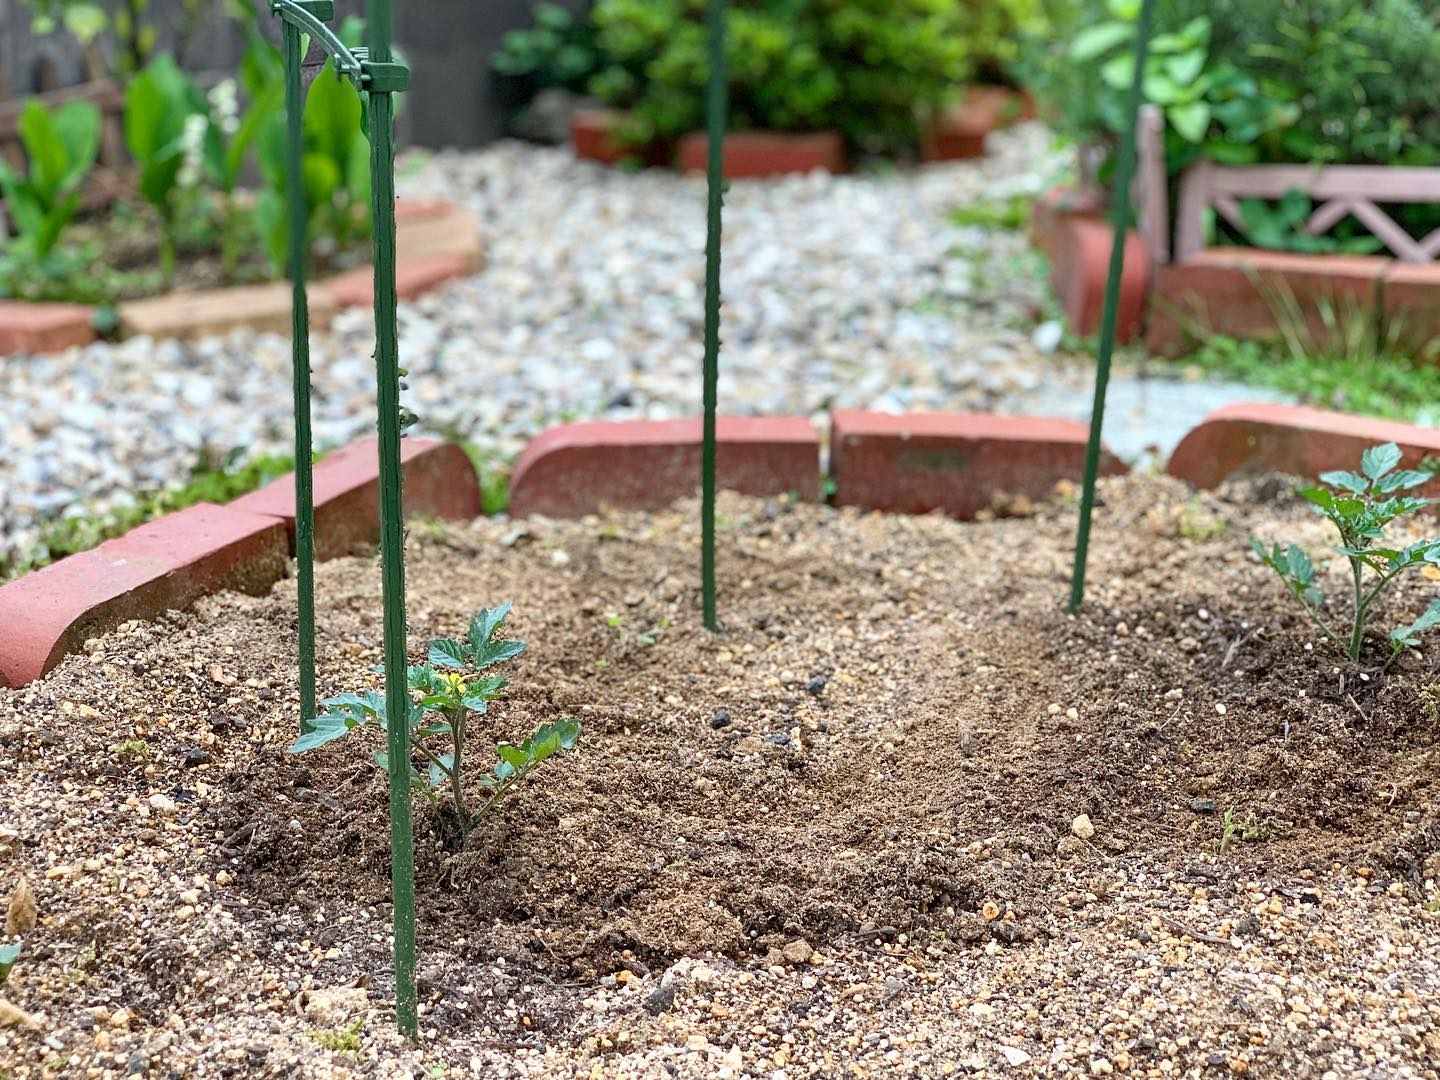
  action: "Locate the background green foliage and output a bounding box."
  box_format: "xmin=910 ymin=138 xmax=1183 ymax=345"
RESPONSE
xmin=1021 ymin=0 xmax=1440 ymax=172
xmin=504 ymin=0 xmax=972 ymax=151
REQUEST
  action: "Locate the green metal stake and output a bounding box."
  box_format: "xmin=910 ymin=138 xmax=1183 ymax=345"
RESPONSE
xmin=1067 ymin=0 xmax=1156 ymax=615
xmin=700 ymin=0 xmax=727 ymax=633
xmin=363 ymin=0 xmax=418 ymax=1039
xmin=282 ymin=19 xmax=317 ymax=733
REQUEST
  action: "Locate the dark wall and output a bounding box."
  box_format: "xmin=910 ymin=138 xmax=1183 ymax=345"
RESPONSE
xmin=396 ymin=0 xmax=585 ymax=149
xmin=0 ymin=0 xmax=581 ymax=149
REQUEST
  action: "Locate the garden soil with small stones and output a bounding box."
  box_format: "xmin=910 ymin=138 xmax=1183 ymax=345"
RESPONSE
xmin=3 ymin=473 xmax=1440 ymax=1078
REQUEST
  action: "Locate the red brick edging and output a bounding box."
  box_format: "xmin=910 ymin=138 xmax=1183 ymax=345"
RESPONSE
xmin=7 ymin=404 xmax=1433 ymax=688
xmin=831 ymin=410 xmax=1127 ymax=519
xmin=508 ymin=417 xmax=821 ymax=519
xmin=0 ymin=437 xmax=482 ymax=688
xmin=1166 ymin=402 xmax=1440 ymax=492
xmin=0 ymin=200 xmax=482 ymax=357
xmin=675 ymin=131 xmax=846 ymax=179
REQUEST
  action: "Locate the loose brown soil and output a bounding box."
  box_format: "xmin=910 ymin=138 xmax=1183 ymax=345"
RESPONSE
xmin=3 ymin=475 xmax=1439 ymax=1077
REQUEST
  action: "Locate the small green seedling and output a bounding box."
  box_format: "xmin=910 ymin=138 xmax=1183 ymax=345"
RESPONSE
xmin=1253 ymin=443 xmax=1440 ymax=667
xmin=305 ymin=1018 xmax=364 ymax=1053
xmin=289 ymin=601 xmax=579 ymax=834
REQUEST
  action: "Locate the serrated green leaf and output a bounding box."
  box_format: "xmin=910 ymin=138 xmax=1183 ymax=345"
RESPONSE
xmin=428 ymin=638 xmax=469 ymax=669
xmin=1391 ymin=599 xmax=1440 ymax=646
xmin=476 ymin=638 xmax=526 ymax=670
xmin=468 ymin=601 xmax=514 ymax=651
xmin=1374 ymin=469 xmax=1434 ymax=493
xmin=497 ymin=744 xmax=529 ymax=770
xmin=289 ymin=714 xmax=354 ymax=753
xmin=1319 ymin=470 xmax=1369 ymax=494
xmin=1284 ymin=544 xmax=1314 ymax=584
xmin=1362 ymin=443 xmax=1403 ymax=481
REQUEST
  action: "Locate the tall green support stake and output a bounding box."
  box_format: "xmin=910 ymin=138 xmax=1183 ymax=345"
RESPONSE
xmin=700 ymin=0 xmax=727 ymax=633
xmin=1067 ymin=0 xmax=1157 ymax=614
xmin=282 ymin=18 xmax=317 ymax=733
xmin=270 ymin=0 xmax=415 ymax=1038
xmin=363 ymin=0 xmax=418 ymax=1040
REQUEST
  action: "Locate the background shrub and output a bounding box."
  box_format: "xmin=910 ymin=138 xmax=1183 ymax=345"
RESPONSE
xmin=586 ymin=0 xmax=972 ymax=151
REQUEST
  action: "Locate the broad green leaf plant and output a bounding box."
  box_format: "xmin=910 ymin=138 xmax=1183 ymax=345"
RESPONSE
xmin=0 ymin=99 xmax=100 ymax=259
xmin=289 ymin=602 xmax=578 ymax=834
xmin=1253 ymin=443 xmax=1440 ymax=668
xmin=124 ymin=53 xmax=207 ymax=281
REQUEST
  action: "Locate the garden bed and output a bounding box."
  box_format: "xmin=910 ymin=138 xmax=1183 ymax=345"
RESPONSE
xmin=2 ymin=475 xmax=1439 ymax=1074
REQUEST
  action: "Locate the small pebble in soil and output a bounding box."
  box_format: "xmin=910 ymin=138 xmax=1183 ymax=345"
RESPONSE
xmin=184 ymin=749 xmax=212 ymax=767
xmin=1072 ymin=814 xmax=1096 ymax=840
xmin=710 ymin=708 xmax=732 ymax=730
xmin=1190 ymin=799 xmax=1217 ymax=814
xmin=807 ymin=675 xmax=828 ymax=696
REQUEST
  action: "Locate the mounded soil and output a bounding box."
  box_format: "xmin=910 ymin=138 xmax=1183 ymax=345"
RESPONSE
xmin=3 ymin=474 xmax=1439 ymax=1077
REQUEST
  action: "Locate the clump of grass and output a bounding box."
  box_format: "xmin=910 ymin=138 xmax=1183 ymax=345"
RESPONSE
xmin=949 ymin=195 xmax=1030 ymax=231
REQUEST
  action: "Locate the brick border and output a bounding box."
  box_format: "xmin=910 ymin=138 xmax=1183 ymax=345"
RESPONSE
xmin=232 ymin=437 xmax=482 ymax=560
xmin=508 ymin=417 xmax=822 ymax=519
xmin=9 ymin=404 xmax=1428 ymax=689
xmin=831 ymin=410 xmax=1127 ymax=519
xmin=1166 ymin=402 xmax=1440 ymax=492
xmin=0 ymin=436 xmax=482 ymax=688
xmin=0 ymin=200 xmax=481 ymax=356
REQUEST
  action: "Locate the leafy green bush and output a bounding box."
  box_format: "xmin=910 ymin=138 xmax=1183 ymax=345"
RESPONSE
xmin=289 ymin=602 xmax=580 ymax=836
xmin=0 ymin=98 xmax=99 ymax=259
xmin=1023 ymin=0 xmax=1440 ymax=172
xmin=1254 ymin=443 xmax=1440 ymax=667
xmin=492 ymin=2 xmax=603 ymax=94
xmin=587 ymin=0 xmax=971 ymax=151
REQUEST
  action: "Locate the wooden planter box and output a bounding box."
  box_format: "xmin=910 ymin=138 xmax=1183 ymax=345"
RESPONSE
xmin=675 ymin=129 xmax=845 ymax=179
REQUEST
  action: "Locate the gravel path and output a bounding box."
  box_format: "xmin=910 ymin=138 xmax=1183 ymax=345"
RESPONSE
xmin=0 ymin=125 xmax=1278 ymax=572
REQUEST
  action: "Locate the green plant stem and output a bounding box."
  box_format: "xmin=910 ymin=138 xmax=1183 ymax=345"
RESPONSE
xmin=1349 ymin=559 xmax=1366 ymax=661
xmin=1294 ymin=590 xmax=1347 ymax=655
xmin=447 ymin=707 xmax=471 ymax=831
xmin=159 ymin=224 xmax=177 ymax=283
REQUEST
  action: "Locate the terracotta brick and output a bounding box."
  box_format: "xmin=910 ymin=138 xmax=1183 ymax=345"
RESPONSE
xmin=1051 ymin=219 xmax=1150 ymax=343
xmin=509 ymin=417 xmax=821 ymax=519
xmin=231 ymin=437 xmax=482 ymax=560
xmin=830 ymin=410 xmax=1126 ymax=519
xmin=1147 ymin=247 xmax=1388 ymax=357
xmin=117 ymin=281 xmax=338 ymax=341
xmin=571 ymin=108 xmax=638 ymax=167
xmin=1031 ymin=183 xmax=1107 ymax=261
xmin=116 ymin=201 xmax=478 ymax=340
xmin=392 ymin=205 xmax=484 ymax=271
xmin=319 ymin=254 xmax=473 ymax=309
xmin=1167 ymin=402 xmax=1440 ymax=492
xmin=676 ymin=130 xmax=845 ymax=179
xmin=0 ymin=301 xmax=97 ymax=355
xmin=0 ymin=503 xmax=287 ymax=688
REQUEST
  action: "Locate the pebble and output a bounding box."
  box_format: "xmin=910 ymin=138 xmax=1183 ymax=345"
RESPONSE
xmin=1071 ymin=814 xmax=1096 ymax=840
